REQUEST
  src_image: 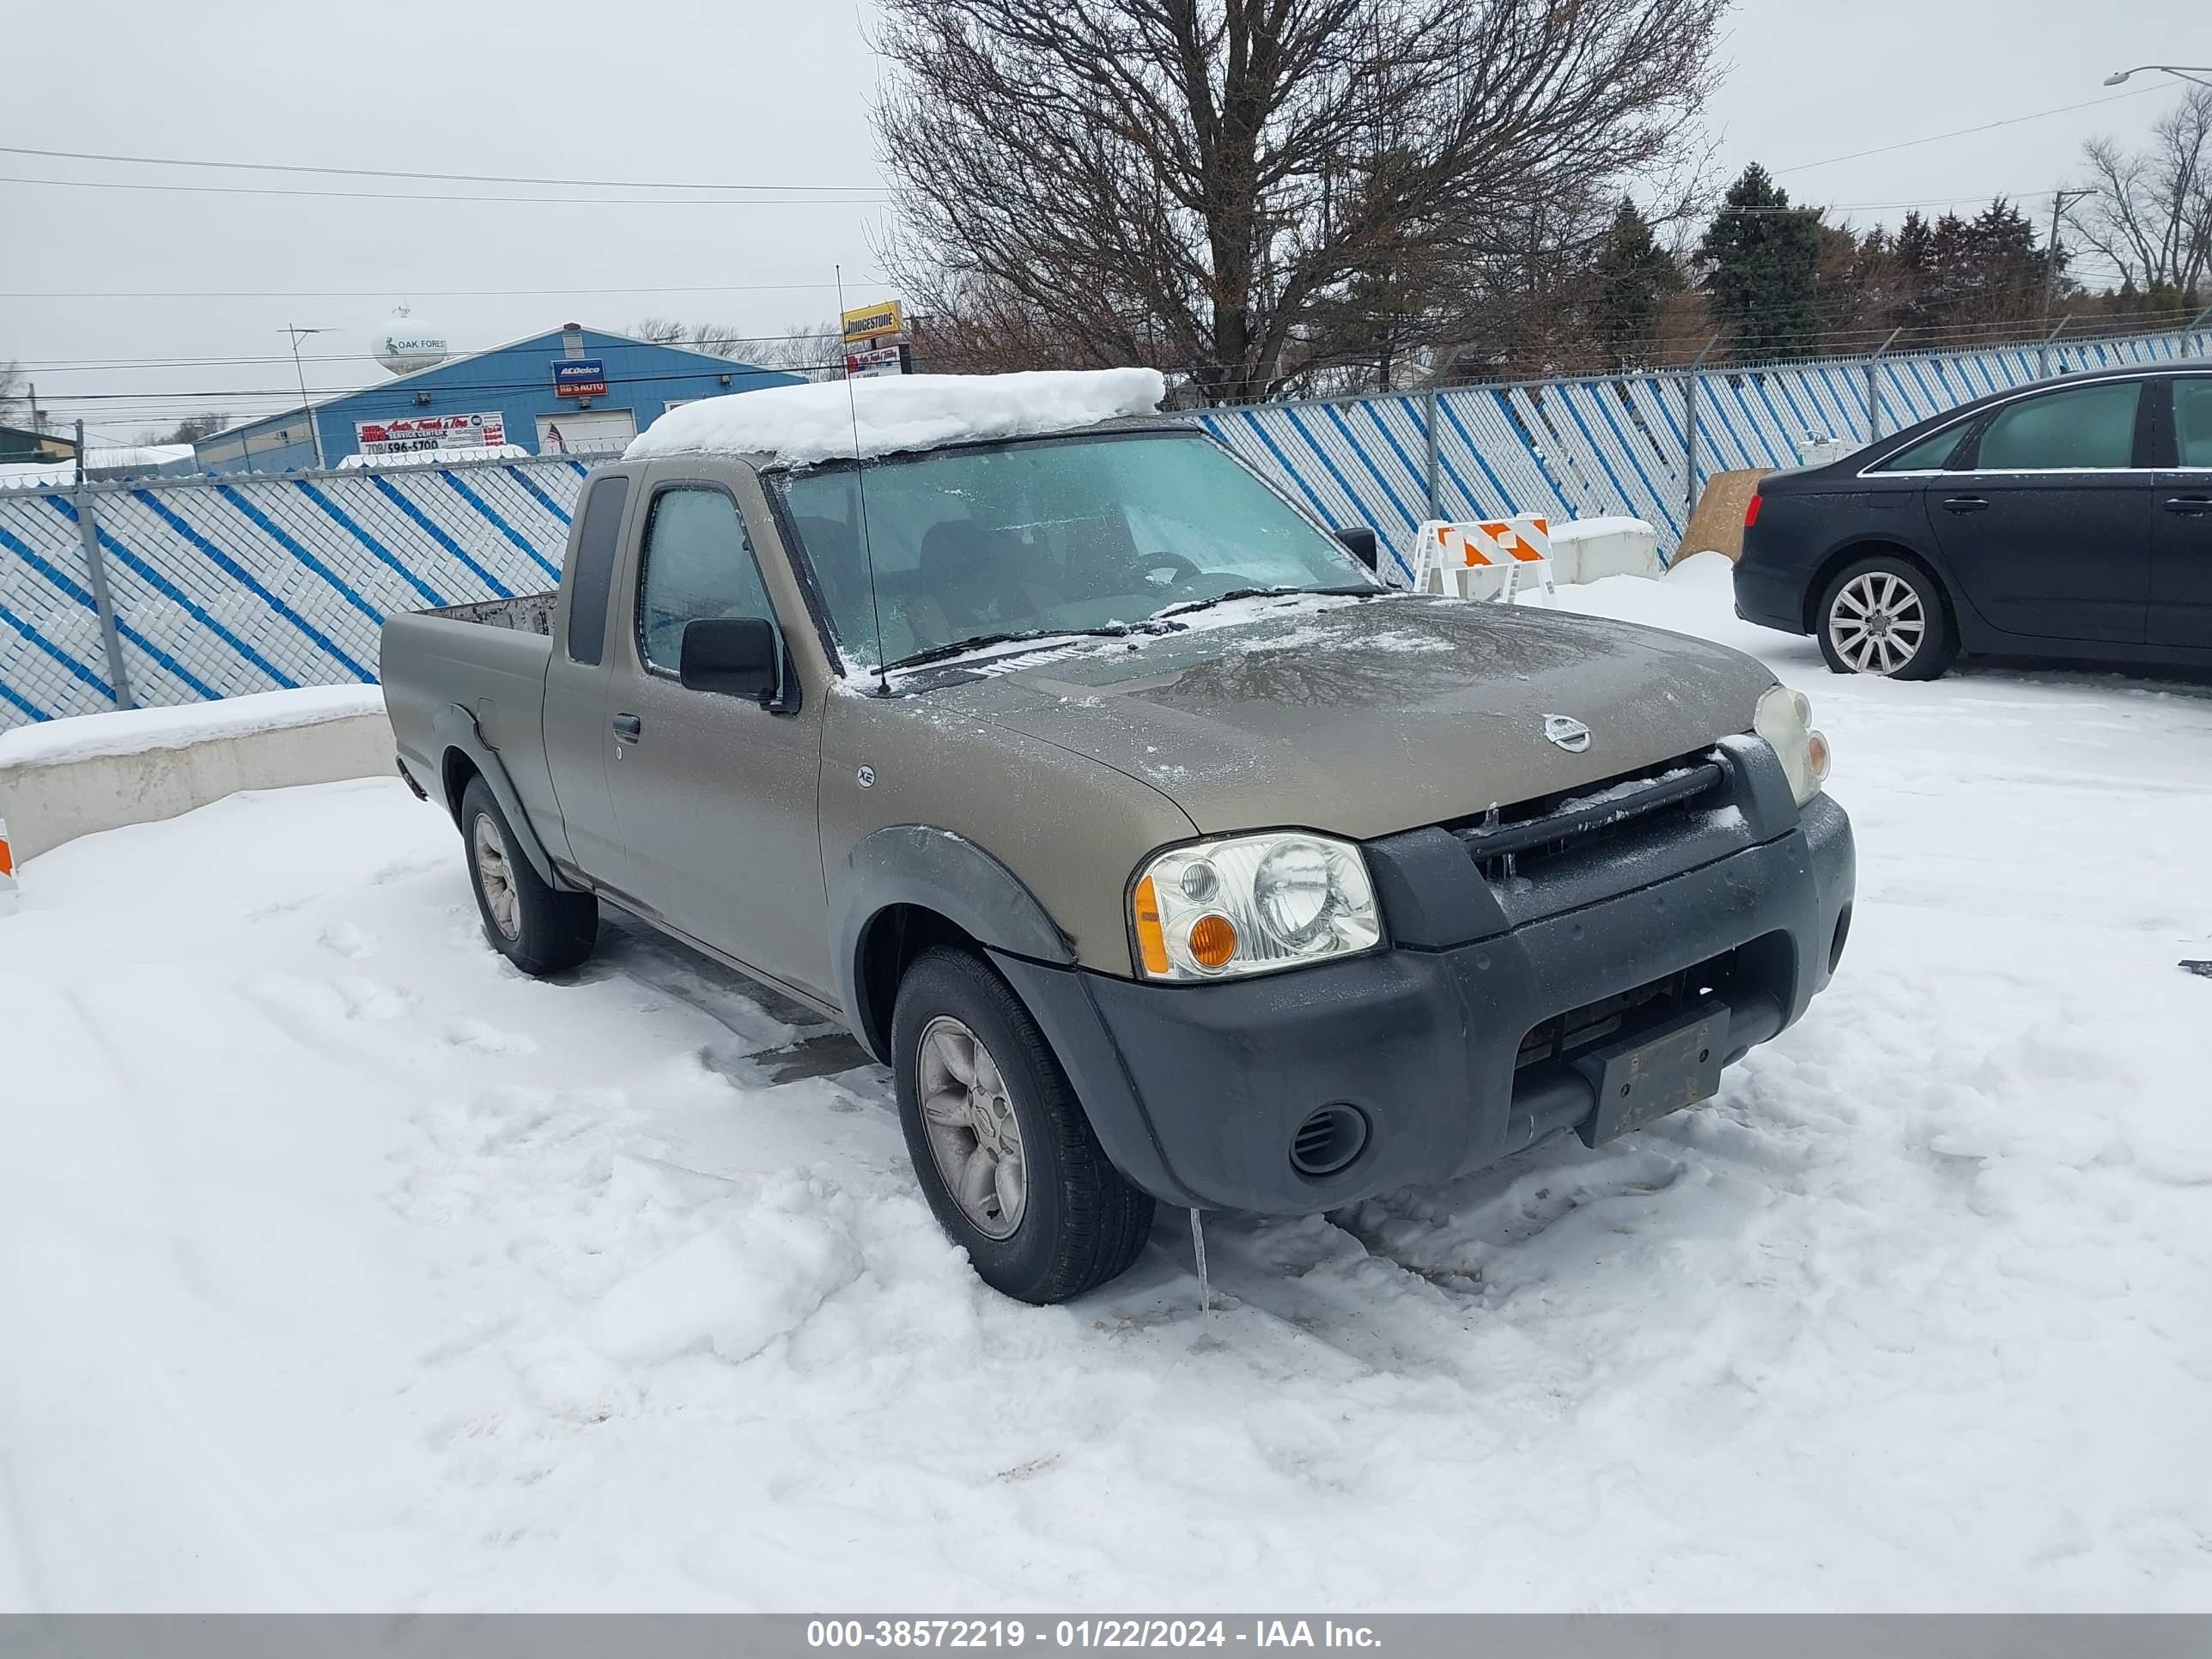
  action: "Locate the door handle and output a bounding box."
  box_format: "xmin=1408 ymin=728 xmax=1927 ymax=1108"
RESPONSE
xmin=1941 ymin=495 xmax=1990 ymax=514
xmin=2163 ymin=496 xmax=2212 ymax=516
xmin=611 ymin=713 xmax=643 ymax=742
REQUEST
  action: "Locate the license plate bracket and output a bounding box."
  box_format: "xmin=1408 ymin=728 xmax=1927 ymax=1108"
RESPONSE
xmin=1574 ymin=1001 xmax=1731 ymax=1146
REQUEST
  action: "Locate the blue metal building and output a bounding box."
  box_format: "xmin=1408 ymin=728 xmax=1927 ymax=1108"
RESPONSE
xmin=193 ymin=324 xmax=800 ymax=473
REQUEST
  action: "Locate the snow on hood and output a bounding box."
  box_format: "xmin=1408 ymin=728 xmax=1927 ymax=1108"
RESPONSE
xmin=622 ymin=368 xmax=1166 ymax=467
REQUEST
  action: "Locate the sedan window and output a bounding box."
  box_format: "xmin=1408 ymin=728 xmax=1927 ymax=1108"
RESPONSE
xmin=2174 ymin=378 xmax=2212 ymax=468
xmin=1869 ymin=425 xmax=1967 ymax=472
xmin=1973 ymin=380 xmax=2142 ymax=471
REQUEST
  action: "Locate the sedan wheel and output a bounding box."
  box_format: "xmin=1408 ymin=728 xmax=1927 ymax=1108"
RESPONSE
xmin=1816 ymin=556 xmax=1957 ymax=680
xmin=1827 ymin=570 xmax=1925 ymax=674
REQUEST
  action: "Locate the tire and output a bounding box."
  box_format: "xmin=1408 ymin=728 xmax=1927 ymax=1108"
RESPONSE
xmin=891 ymin=947 xmax=1154 ymax=1304
xmin=1816 ymin=555 xmax=1959 ymax=679
xmin=459 ymin=775 xmax=598 ymax=975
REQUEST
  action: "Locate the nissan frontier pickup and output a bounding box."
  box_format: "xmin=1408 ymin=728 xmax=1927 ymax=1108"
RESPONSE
xmin=380 ymin=369 xmax=1854 ymax=1304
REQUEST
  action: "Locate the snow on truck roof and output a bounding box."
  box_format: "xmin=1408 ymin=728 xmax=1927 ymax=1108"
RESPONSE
xmin=621 ymin=368 xmax=1167 ymax=468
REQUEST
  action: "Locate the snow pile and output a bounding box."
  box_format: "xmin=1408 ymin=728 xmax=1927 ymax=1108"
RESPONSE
xmin=0 ymin=445 xmax=197 ymax=490
xmin=0 ymin=684 xmax=386 ymax=769
xmin=337 ymin=445 xmax=532 ymax=471
xmin=624 ymin=368 xmax=1167 ymax=466
xmin=587 ymin=1173 xmax=865 ymax=1366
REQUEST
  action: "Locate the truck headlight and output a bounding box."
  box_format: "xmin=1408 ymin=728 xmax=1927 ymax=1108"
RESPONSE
xmin=1755 ymin=684 xmax=1832 ymax=806
xmin=1131 ymin=832 xmax=1382 ymax=981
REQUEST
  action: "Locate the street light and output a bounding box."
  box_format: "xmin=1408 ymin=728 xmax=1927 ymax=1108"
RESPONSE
xmin=2104 ymin=64 xmax=2212 ymax=88
xmin=281 ymin=324 xmax=334 ymax=470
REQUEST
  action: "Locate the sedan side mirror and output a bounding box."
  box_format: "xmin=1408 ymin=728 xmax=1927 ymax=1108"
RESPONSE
xmin=680 ymin=617 xmax=779 ymax=705
xmin=1334 ymin=525 xmax=1380 ymax=571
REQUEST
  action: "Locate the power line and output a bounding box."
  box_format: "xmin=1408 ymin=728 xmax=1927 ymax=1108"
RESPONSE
xmin=0 ymin=173 xmax=890 ymax=207
xmin=11 ymin=340 xmax=843 ymax=370
xmin=1 ymin=282 xmax=856 ymax=299
xmin=1773 ymin=83 xmax=2166 ymax=177
xmin=0 ymin=142 xmax=881 ymax=194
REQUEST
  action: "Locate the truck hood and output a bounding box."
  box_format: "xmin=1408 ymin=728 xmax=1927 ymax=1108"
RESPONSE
xmin=923 ymin=595 xmax=1774 ymax=839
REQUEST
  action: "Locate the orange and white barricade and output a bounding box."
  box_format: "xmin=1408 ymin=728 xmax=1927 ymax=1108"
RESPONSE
xmin=1405 ymin=515 xmax=1556 ymax=604
xmin=0 ymin=817 xmax=16 ymax=915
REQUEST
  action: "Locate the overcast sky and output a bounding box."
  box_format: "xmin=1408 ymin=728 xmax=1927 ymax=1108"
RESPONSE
xmin=5 ymin=0 xmax=2203 ymax=444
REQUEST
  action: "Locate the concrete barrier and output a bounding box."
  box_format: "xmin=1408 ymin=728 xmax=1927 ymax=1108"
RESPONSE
xmin=1548 ymin=517 xmax=1663 ymax=582
xmin=0 ymin=687 xmax=394 ymax=864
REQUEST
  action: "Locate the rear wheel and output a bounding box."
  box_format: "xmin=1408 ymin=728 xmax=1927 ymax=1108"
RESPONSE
xmin=459 ymin=775 xmax=597 ymax=975
xmin=892 ymin=947 xmax=1153 ymax=1304
xmin=1817 ymin=555 xmax=1958 ymax=679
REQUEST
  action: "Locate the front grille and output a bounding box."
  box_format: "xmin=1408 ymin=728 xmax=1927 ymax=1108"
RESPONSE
xmin=1449 ymin=751 xmax=1724 ymax=882
xmin=1515 ymin=949 xmax=1737 ymax=1070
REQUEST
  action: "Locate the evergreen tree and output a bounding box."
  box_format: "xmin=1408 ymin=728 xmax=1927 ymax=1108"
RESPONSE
xmin=1698 ymin=163 xmax=1826 ymax=358
xmin=1589 ymin=199 xmax=1686 ymax=368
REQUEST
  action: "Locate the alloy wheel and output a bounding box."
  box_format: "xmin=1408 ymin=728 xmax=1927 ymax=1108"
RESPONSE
xmin=471 ymin=812 xmax=522 ymax=939
xmin=1828 ymin=570 xmax=1928 ymax=674
xmin=915 ymin=1014 xmax=1029 ymax=1240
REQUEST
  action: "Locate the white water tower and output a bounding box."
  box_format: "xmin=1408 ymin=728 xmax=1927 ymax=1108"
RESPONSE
xmin=373 ymin=307 xmax=450 ymax=376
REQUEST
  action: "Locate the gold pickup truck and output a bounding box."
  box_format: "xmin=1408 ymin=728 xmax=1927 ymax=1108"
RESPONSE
xmin=380 ymin=372 xmax=1853 ymax=1304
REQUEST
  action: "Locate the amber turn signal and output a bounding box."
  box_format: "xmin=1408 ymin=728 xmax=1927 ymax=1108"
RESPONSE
xmin=1187 ymin=913 xmax=1239 ymax=969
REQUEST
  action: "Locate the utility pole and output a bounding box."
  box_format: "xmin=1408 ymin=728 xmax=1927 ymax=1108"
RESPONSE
xmin=2045 ymin=189 xmax=2094 ymax=318
xmin=283 ymin=325 xmax=333 ymax=469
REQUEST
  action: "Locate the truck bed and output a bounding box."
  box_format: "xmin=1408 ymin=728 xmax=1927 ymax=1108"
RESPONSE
xmin=379 ymin=592 xmax=562 ymax=823
xmin=424 ymin=592 xmax=558 ymax=635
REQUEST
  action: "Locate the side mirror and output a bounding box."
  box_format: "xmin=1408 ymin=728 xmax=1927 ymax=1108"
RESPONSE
xmin=1334 ymin=525 xmax=1379 ymax=571
xmin=680 ymin=617 xmax=779 ymax=704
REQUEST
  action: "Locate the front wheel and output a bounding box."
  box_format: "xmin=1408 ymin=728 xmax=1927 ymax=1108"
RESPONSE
xmin=459 ymin=775 xmax=598 ymax=975
xmin=892 ymin=948 xmax=1154 ymax=1304
xmin=1817 ymin=556 xmax=1958 ymax=679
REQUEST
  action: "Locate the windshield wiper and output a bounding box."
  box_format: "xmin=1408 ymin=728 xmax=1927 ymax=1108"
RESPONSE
xmin=1149 ymin=583 xmax=1380 ymax=622
xmin=882 ymin=620 xmax=1182 ymax=673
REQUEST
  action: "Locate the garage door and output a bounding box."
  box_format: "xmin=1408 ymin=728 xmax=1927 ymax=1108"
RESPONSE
xmin=536 ymin=409 xmax=636 ymax=457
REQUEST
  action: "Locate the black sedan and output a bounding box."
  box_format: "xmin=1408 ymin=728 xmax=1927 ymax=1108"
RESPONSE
xmin=1734 ymin=364 xmax=2211 ymax=678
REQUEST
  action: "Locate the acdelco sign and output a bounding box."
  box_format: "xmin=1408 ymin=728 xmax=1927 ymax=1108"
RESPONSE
xmin=840 ymin=300 xmax=904 ymax=343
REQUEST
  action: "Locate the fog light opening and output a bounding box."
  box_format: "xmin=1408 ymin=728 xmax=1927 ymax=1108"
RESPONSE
xmin=1290 ymin=1103 xmax=1370 ymax=1179
xmin=1829 ymin=902 xmax=1853 ymax=975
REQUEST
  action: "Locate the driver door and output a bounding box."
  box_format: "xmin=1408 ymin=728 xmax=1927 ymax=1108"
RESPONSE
xmin=602 ymin=468 xmax=832 ymax=1003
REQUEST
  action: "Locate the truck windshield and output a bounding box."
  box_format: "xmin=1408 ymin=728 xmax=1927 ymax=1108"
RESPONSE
xmin=771 ymin=430 xmax=1378 ymax=672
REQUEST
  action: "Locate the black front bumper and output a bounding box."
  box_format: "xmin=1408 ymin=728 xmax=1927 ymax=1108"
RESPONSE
xmin=997 ymin=737 xmax=1856 ymax=1214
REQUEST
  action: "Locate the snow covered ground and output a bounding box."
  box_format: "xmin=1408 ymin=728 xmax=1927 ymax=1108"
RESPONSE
xmin=3 ymin=554 xmax=2209 ymax=1612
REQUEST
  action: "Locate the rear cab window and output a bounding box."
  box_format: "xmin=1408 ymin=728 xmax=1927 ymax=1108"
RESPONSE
xmin=566 ymin=475 xmax=631 ymax=664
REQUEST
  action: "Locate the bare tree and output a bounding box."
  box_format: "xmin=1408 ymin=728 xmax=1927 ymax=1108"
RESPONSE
xmin=631 ymin=317 xmax=843 ymax=375
xmin=873 ymin=0 xmax=1724 ymax=402
xmin=750 ymin=322 xmax=844 ymax=376
xmin=163 ymin=411 xmax=231 ymax=446
xmin=0 ymin=360 xmax=27 ymax=427
xmin=2072 ymin=86 xmax=2212 ymax=303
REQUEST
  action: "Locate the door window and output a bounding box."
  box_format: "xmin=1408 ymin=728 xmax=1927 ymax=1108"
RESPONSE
xmin=1972 ymin=380 xmax=2142 ymax=471
xmin=635 ymin=487 xmax=776 ymax=673
xmin=2173 ymin=378 xmax=2212 ymax=468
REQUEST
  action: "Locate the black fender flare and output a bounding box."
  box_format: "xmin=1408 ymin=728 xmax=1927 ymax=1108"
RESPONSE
xmin=830 ymin=824 xmax=1074 ymax=1060
xmin=430 ymin=702 xmax=568 ymax=889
